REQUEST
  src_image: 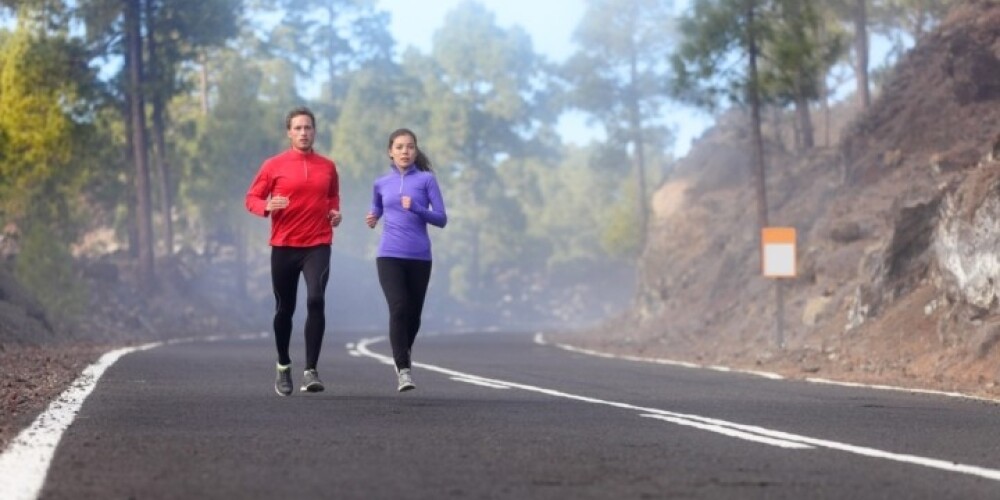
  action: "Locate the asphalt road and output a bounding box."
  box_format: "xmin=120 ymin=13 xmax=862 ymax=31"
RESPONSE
xmin=26 ymin=331 xmax=1000 ymax=499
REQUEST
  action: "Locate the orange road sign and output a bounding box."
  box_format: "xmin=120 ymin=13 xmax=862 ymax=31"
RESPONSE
xmin=762 ymin=227 xmax=796 ymax=278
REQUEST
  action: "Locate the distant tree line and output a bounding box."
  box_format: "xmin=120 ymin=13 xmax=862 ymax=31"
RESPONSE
xmin=0 ymin=0 xmax=954 ymax=313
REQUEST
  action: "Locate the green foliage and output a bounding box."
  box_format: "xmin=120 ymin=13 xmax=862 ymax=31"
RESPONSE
xmin=266 ymin=0 xmax=394 ymax=126
xmin=564 ymin=0 xmax=676 ymax=143
xmin=507 ymin=147 xmax=612 ymax=265
xmin=332 ymin=65 xmax=421 ymax=184
xmin=0 ymin=23 xmax=99 ymax=233
xmin=670 ymin=0 xmax=748 ymax=109
xmin=875 ymin=0 xmax=955 ymax=58
xmin=142 ymin=0 xmax=243 ymax=112
xmin=182 ymin=52 xmax=281 ymax=243
xmin=0 ymin=0 xmax=638 ymax=318
xmin=673 ymin=0 xmax=845 ymax=112
xmin=14 ymin=222 xmax=86 ymax=319
xmin=331 ymin=63 xmax=427 ymax=257
xmin=758 ymin=0 xmax=846 ymax=107
xmin=599 ymin=170 xmax=642 ymax=258
xmin=425 ymin=1 xmax=544 ymax=168
xmin=415 ymin=1 xmax=550 ymax=297
xmin=601 ymin=202 xmax=641 ymax=258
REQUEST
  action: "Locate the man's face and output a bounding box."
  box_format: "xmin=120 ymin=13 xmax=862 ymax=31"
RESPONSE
xmin=287 ymin=114 xmax=315 ymax=152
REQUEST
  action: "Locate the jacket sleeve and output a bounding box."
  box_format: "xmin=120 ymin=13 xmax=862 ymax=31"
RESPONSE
xmin=245 ymin=160 xmax=272 ymax=217
xmin=370 ymin=180 xmax=384 ymax=218
xmin=413 ymin=175 xmax=447 ymax=228
xmin=328 ymin=161 xmax=341 ymax=212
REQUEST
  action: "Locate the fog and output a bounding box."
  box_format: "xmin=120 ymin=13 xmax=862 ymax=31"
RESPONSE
xmin=0 ymin=0 xmax=929 ymax=343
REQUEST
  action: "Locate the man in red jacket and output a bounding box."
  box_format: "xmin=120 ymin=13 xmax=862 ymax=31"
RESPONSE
xmin=246 ymin=106 xmax=342 ymax=396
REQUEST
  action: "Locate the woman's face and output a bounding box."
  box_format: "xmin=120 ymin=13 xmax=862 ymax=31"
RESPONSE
xmin=389 ymin=134 xmax=416 ymax=169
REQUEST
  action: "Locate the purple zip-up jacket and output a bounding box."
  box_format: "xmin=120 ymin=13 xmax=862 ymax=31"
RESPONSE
xmin=370 ymin=164 xmax=447 ymax=260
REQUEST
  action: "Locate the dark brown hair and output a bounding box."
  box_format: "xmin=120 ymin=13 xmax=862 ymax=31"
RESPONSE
xmin=388 ymin=128 xmax=432 ymax=172
xmin=285 ymin=106 xmax=315 ymax=130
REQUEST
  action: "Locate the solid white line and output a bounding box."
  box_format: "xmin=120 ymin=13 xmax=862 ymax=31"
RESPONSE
xmin=356 ymin=336 xmax=1000 ymax=482
xmin=534 ymin=334 xmax=784 ymax=379
xmin=0 ymin=342 xmax=161 ymax=500
xmin=0 ymin=331 xmax=269 ymax=500
xmin=805 ymin=377 xmax=999 ymax=402
xmin=536 ymin=334 xmax=1000 ymax=399
xmin=640 ymin=414 xmax=813 ymax=449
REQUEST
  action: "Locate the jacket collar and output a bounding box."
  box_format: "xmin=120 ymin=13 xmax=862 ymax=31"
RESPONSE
xmin=287 ymin=147 xmax=315 ymax=159
xmin=391 ymin=163 xmax=416 ymax=174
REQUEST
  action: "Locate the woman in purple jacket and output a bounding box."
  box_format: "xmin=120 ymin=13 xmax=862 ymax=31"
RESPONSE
xmin=366 ymin=129 xmax=448 ymax=392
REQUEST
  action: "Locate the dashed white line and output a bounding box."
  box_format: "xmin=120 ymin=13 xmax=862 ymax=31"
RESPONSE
xmin=640 ymin=414 xmax=813 ymax=449
xmin=357 ymin=335 xmax=1000 ymax=482
xmin=451 ymin=377 xmax=511 ymax=389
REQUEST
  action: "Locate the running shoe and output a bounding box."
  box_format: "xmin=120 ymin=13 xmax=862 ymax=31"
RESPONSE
xmin=301 ymin=369 xmax=325 ymax=392
xmin=275 ymin=363 xmax=293 ymax=396
xmin=397 ymin=368 xmax=415 ymax=392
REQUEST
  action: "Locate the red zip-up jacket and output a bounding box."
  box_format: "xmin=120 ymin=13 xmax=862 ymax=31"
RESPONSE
xmin=245 ymin=148 xmax=340 ymax=247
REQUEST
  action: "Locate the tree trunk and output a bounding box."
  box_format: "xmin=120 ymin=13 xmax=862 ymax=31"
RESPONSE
xmin=629 ymin=50 xmax=648 ymax=251
xmin=747 ymin=0 xmax=782 ymax=348
xmin=821 ymin=70 xmax=831 ymax=147
xmin=125 ymin=0 xmax=155 ymax=289
xmin=794 ymin=91 xmax=814 ymax=151
xmin=770 ymin=106 xmax=785 ymax=150
xmin=124 ymin=114 xmax=138 ymax=258
xmin=746 ymin=2 xmax=769 ymax=234
xmin=145 ymin=0 xmax=174 ymax=256
xmin=818 ymin=22 xmax=831 ymax=147
xmin=791 ymin=107 xmax=801 ymax=151
xmin=854 ymin=0 xmax=870 ymax=110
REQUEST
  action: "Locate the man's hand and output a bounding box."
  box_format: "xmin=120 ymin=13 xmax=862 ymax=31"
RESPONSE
xmin=267 ymin=195 xmax=289 ymax=212
xmin=328 ymin=210 xmax=342 ymax=227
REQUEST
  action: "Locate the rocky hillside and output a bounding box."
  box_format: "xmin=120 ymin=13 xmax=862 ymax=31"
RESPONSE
xmin=570 ymin=0 xmax=1000 ymax=398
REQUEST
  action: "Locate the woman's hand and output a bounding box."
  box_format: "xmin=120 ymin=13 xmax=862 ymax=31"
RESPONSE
xmin=401 ymin=196 xmax=411 ymax=210
xmin=365 ymin=212 xmax=378 ymax=228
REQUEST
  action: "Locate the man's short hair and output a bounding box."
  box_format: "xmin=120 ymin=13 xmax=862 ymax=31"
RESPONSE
xmin=285 ymin=107 xmax=315 ymax=130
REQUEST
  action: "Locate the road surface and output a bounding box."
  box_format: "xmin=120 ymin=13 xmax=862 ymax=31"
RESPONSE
xmin=5 ymin=331 xmax=1000 ymax=499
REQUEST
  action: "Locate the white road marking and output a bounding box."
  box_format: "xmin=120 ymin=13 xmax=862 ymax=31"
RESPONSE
xmin=0 ymin=343 xmax=160 ymax=500
xmin=804 ymin=377 xmax=996 ymax=401
xmin=533 ymin=332 xmax=781 ymax=378
xmin=5 ymin=330 xmax=999 ymax=500
xmin=640 ymin=414 xmax=813 ymax=449
xmin=535 ymin=333 xmax=1000 ymax=399
xmin=0 ymin=332 xmax=269 ymax=500
xmin=358 ymin=336 xmax=1000 ymax=482
xmin=451 ymin=377 xmax=511 ymax=389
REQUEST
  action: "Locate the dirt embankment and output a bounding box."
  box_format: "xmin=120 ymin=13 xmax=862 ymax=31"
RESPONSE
xmin=558 ymin=0 xmax=1000 ymax=400
xmin=0 ymin=252 xmax=262 ymax=450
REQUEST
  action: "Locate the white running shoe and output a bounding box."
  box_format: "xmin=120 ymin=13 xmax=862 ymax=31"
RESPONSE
xmin=397 ymin=368 xmax=415 ymax=392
